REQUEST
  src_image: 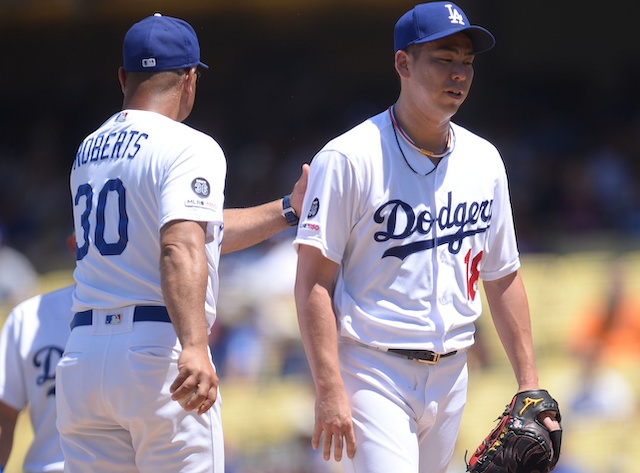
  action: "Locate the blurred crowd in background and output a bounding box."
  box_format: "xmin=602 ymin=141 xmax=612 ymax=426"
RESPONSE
xmin=1 ymin=76 xmax=640 ymax=273
xmin=0 ymin=1 xmax=639 ymax=273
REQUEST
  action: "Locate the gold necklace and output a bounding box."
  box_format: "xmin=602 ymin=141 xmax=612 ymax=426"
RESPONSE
xmin=388 ymin=106 xmax=453 ymax=159
xmin=392 ymin=120 xmax=436 ymax=177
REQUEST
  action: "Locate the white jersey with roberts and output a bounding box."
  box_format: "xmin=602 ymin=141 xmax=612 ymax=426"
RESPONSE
xmin=70 ymin=110 xmax=226 ymax=330
xmin=0 ymin=285 xmax=74 ymax=473
xmin=294 ymin=109 xmax=520 ymax=353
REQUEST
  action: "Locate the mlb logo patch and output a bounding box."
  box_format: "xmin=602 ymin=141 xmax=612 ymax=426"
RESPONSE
xmin=141 ymin=57 xmax=157 ymax=68
xmin=105 ymin=314 xmax=122 ymax=325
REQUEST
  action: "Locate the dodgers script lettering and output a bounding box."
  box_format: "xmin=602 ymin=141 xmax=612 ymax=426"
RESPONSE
xmin=373 ymin=192 xmax=492 ymax=260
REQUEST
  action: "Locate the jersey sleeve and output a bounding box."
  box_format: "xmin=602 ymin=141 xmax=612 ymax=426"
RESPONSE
xmin=294 ymin=149 xmax=360 ymax=264
xmin=158 ymin=137 xmax=226 ymax=231
xmin=0 ymin=307 xmax=27 ymax=411
xmin=479 ymin=157 xmax=521 ymax=281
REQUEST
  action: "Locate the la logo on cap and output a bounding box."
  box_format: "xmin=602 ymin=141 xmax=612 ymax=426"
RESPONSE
xmin=445 ymin=4 xmax=465 ymax=25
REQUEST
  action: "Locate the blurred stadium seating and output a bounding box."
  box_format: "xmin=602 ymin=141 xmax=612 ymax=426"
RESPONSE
xmin=2 ymin=249 xmax=639 ymax=472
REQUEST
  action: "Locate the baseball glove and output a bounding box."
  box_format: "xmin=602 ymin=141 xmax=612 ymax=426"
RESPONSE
xmin=466 ymin=389 xmax=562 ymax=473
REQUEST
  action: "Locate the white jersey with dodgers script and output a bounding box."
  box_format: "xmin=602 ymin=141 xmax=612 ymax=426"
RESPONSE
xmin=70 ymin=110 xmax=225 ymax=330
xmin=294 ymin=110 xmax=520 ymax=353
xmin=0 ymin=285 xmax=74 ymax=473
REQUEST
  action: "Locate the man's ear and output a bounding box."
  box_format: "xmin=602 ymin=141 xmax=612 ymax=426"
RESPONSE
xmin=395 ymin=50 xmax=411 ymax=79
xmin=117 ymin=67 xmax=127 ymax=94
xmin=183 ymin=68 xmax=197 ymax=95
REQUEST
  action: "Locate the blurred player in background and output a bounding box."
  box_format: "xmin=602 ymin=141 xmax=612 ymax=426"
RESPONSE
xmin=294 ymin=2 xmax=559 ymax=472
xmin=0 ymin=234 xmax=75 ymax=473
xmin=57 ymin=13 xmax=307 ymax=473
xmin=0 ymin=223 xmax=39 ymax=309
xmin=568 ymin=257 xmax=640 ymax=419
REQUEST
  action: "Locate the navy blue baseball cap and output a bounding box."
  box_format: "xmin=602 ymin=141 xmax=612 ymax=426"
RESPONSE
xmin=123 ymin=13 xmax=209 ymax=72
xmin=394 ymin=2 xmax=495 ymax=53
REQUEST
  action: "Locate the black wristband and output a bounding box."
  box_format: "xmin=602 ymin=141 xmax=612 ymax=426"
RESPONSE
xmin=282 ymin=194 xmax=299 ymax=226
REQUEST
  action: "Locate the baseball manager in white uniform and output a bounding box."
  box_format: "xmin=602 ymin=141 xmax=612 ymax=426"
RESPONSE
xmin=293 ymin=2 xmax=560 ymax=473
xmin=57 ymin=13 xmax=307 ymax=473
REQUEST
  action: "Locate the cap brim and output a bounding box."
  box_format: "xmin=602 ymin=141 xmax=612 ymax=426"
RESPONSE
xmin=198 ymin=61 xmax=209 ymax=69
xmin=462 ymin=26 xmax=496 ymax=54
xmin=409 ymin=25 xmax=495 ymax=54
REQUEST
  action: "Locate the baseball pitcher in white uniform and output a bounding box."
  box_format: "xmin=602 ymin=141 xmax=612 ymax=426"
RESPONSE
xmin=293 ymin=3 xmax=561 ymax=473
xmin=0 ymin=284 xmax=73 ymax=473
xmin=57 ymin=13 xmax=307 ymax=473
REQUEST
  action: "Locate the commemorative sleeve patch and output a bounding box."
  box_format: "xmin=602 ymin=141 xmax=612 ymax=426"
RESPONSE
xmin=307 ymin=197 xmax=320 ymax=218
xmin=191 ymin=177 xmax=211 ymax=197
xmin=184 ymin=198 xmax=218 ymax=211
xmin=299 ymin=222 xmax=321 ymax=232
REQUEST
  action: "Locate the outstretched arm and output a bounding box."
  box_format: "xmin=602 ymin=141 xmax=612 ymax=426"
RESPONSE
xmin=221 ymin=163 xmax=309 ymax=254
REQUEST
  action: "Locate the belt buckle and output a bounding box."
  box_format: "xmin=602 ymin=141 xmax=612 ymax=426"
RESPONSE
xmin=417 ymin=352 xmax=440 ymax=364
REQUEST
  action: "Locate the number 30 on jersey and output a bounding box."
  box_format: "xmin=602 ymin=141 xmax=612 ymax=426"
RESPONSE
xmin=74 ymin=179 xmax=129 ymax=260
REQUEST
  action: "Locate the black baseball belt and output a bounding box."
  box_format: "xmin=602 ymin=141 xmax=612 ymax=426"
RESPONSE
xmin=387 ymin=348 xmax=457 ymax=364
xmin=70 ymin=305 xmax=172 ymax=330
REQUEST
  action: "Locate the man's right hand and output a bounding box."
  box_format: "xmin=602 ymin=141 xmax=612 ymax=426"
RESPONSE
xmin=170 ymin=345 xmax=218 ymax=415
xmin=313 ymin=389 xmax=357 ymax=462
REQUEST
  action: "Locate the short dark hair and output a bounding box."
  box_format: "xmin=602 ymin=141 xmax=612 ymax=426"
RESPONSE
xmin=405 ymin=43 xmax=424 ymax=59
